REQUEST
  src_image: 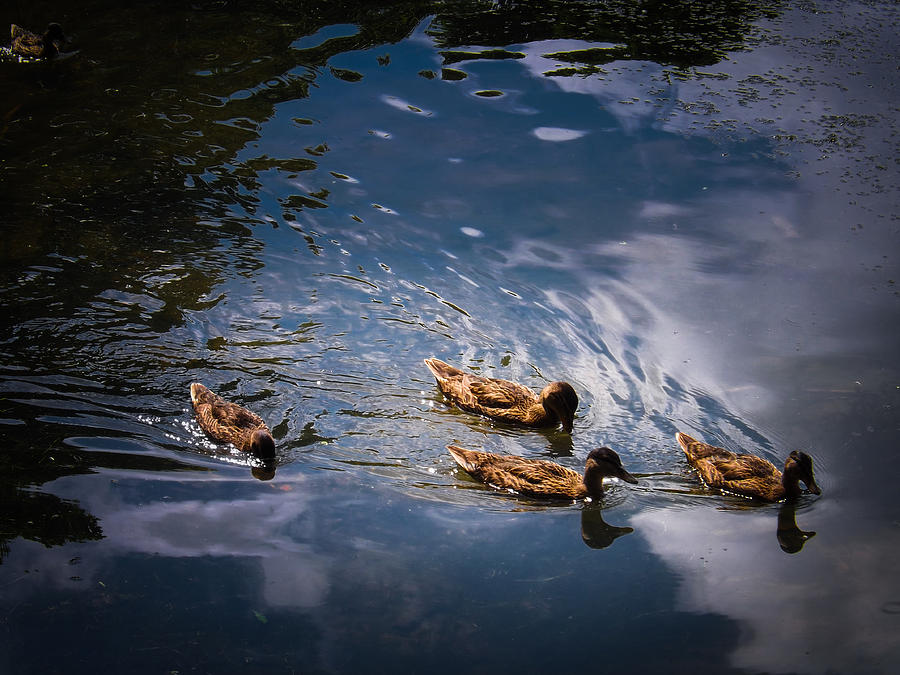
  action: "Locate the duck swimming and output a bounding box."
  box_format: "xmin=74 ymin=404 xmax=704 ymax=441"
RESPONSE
xmin=9 ymin=23 xmax=65 ymax=59
xmin=447 ymin=445 xmax=637 ymax=500
xmin=676 ymin=432 xmax=820 ymax=502
xmin=190 ymin=383 xmax=275 ymax=459
xmin=424 ymin=358 xmax=578 ymax=433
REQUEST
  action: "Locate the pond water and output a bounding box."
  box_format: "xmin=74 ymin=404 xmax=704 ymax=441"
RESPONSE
xmin=1 ymin=1 xmax=898 ymax=673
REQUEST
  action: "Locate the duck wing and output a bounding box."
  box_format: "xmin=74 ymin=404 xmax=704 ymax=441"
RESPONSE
xmin=448 ymin=446 xmax=580 ymax=495
xmin=492 ymin=456 xmax=578 ymax=484
xmin=468 ymin=378 xmax=536 ymax=410
xmin=715 ymin=454 xmax=779 ymax=482
xmin=10 ymin=25 xmax=37 ymax=41
xmin=208 ymin=401 xmax=265 ymax=430
xmin=196 ymin=402 xmax=266 ymax=450
xmin=481 ymin=457 xmax=582 ymax=497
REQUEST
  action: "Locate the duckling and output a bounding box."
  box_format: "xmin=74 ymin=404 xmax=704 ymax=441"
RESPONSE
xmin=447 ymin=445 xmax=637 ymax=500
xmin=190 ymin=383 xmax=275 ymax=459
xmin=9 ymin=23 xmax=65 ymax=59
xmin=424 ymin=358 xmax=578 ymax=433
xmin=676 ymin=432 xmax=820 ymax=502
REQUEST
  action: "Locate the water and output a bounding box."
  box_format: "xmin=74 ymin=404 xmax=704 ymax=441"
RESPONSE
xmin=2 ymin=1 xmax=899 ymax=673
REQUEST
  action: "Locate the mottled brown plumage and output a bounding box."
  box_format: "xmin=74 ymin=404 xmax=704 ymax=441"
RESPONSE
xmin=676 ymin=432 xmax=820 ymax=502
xmin=447 ymin=445 xmax=637 ymax=500
xmin=425 ymin=358 xmax=578 ymax=433
xmin=190 ymin=383 xmax=275 ymax=459
xmin=9 ymin=23 xmax=65 ymax=59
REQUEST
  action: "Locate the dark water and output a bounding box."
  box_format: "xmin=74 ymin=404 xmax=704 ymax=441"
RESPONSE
xmin=2 ymin=1 xmax=899 ymax=673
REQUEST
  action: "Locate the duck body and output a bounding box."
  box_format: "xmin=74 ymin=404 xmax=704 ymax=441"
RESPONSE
xmin=447 ymin=445 xmax=637 ymax=500
xmin=676 ymin=432 xmax=820 ymax=502
xmin=425 ymin=358 xmax=578 ymax=433
xmin=190 ymin=382 xmax=275 ymax=459
xmin=10 ymin=23 xmax=65 ymax=59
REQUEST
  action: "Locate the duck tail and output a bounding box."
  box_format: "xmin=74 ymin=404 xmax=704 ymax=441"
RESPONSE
xmin=676 ymin=432 xmax=698 ymax=457
xmin=447 ymin=444 xmax=477 ymax=472
xmin=424 ymin=358 xmax=462 ymax=381
xmin=190 ymin=382 xmax=212 ymax=405
xmin=677 ymin=432 xmax=725 ymax=462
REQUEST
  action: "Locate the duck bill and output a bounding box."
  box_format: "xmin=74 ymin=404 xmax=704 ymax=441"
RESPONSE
xmin=617 ymin=467 xmax=638 ymax=485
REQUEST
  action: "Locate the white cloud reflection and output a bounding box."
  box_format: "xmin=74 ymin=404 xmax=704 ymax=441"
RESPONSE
xmin=531 ymin=126 xmax=588 ymax=142
xmin=632 ymin=503 xmax=900 ymax=674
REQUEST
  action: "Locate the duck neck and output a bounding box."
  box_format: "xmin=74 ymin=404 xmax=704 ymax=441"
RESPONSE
xmin=582 ymin=467 xmax=606 ymax=498
xmin=525 ymin=402 xmax=552 ymax=426
xmin=780 ymin=468 xmax=802 ymax=500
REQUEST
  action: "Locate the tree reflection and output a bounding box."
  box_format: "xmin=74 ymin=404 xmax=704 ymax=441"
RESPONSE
xmin=0 ymin=485 xmax=102 ymax=562
xmin=2 ymin=0 xmax=783 ymax=231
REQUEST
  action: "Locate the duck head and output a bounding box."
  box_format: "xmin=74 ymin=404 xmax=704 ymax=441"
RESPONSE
xmin=39 ymin=23 xmax=65 ymax=57
xmin=583 ymin=447 xmax=638 ymax=496
xmin=249 ymin=429 xmax=276 ymax=459
xmin=540 ymin=381 xmax=578 ymax=433
xmin=45 ymin=23 xmax=65 ymax=43
xmin=784 ymin=450 xmax=821 ymax=496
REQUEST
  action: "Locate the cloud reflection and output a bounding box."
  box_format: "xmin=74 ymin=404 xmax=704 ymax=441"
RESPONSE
xmin=632 ymin=502 xmax=900 ymax=674
xmin=531 ymin=126 xmax=588 ymax=142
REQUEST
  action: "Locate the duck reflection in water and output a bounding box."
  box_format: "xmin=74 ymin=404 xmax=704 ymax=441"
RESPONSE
xmin=776 ymin=501 xmax=816 ymax=554
xmin=580 ymin=506 xmax=634 ymax=550
xmin=190 ymin=382 xmax=277 ymax=481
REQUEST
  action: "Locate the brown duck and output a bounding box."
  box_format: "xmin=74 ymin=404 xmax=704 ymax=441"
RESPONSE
xmin=676 ymin=432 xmax=820 ymax=502
xmin=190 ymin=383 xmax=275 ymax=459
xmin=447 ymin=445 xmax=637 ymax=500
xmin=425 ymin=358 xmax=578 ymax=433
xmin=9 ymin=23 xmax=65 ymax=59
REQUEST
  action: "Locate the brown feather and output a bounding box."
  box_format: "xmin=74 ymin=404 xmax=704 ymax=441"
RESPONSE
xmin=425 ymin=358 xmax=577 ymax=432
xmin=447 ymin=445 xmax=637 ymax=500
xmin=10 ymin=23 xmax=65 ymax=59
xmin=676 ymin=432 xmax=820 ymax=502
xmin=190 ymin=382 xmax=274 ymax=457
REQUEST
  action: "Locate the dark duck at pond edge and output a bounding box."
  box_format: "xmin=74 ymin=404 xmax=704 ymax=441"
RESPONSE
xmin=447 ymin=445 xmax=637 ymax=500
xmin=424 ymin=358 xmax=578 ymax=433
xmin=190 ymin=383 xmax=275 ymax=460
xmin=676 ymin=432 xmax=821 ymax=502
xmin=9 ymin=23 xmax=65 ymax=59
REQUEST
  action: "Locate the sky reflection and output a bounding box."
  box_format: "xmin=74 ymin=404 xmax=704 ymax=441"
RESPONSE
xmin=1 ymin=2 xmax=898 ymax=673
xmin=632 ymin=500 xmax=900 ymax=675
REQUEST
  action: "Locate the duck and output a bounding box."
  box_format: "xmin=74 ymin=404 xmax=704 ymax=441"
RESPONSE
xmin=9 ymin=23 xmax=65 ymax=59
xmin=447 ymin=445 xmax=637 ymax=500
xmin=676 ymin=431 xmax=821 ymax=502
xmin=424 ymin=358 xmax=578 ymax=433
xmin=190 ymin=383 xmax=275 ymax=459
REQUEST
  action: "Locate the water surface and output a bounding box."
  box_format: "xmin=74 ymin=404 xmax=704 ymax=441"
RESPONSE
xmin=1 ymin=1 xmax=898 ymax=673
